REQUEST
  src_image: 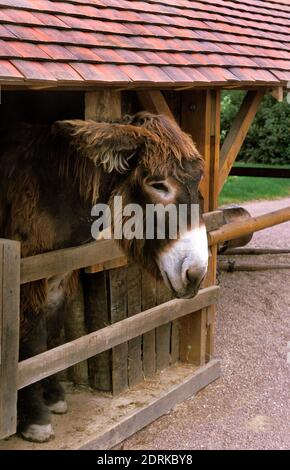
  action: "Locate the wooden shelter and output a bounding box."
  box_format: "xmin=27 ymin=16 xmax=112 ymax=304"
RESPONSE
xmin=0 ymin=0 xmax=290 ymax=449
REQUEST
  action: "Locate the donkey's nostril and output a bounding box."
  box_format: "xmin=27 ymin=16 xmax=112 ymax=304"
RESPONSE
xmin=186 ymin=267 xmax=200 ymax=284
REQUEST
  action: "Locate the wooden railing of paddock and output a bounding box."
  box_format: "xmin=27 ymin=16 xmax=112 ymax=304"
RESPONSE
xmin=1 ymin=205 xmax=290 ymax=439
xmin=0 ymin=209 xmax=221 ymax=440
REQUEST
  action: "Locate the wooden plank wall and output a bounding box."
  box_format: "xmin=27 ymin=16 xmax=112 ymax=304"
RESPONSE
xmin=81 ymin=89 xmax=220 ymax=394
xmin=84 ymin=90 xmax=123 ymax=393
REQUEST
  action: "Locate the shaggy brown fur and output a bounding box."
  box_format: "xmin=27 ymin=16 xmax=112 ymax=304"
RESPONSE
xmin=0 ymin=112 xmax=203 ymax=339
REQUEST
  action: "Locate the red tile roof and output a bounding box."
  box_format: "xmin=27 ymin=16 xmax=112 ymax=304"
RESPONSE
xmin=0 ymin=0 xmax=289 ymax=86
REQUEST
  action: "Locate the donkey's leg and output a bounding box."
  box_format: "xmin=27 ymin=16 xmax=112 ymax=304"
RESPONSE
xmin=18 ymin=316 xmax=54 ymax=443
xmin=43 ymin=305 xmax=67 ymax=414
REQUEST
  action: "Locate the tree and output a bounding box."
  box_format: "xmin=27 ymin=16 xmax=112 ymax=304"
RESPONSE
xmin=221 ymin=91 xmax=290 ymax=164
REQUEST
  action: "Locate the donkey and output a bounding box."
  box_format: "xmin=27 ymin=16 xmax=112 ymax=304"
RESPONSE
xmin=0 ymin=112 xmax=208 ymax=442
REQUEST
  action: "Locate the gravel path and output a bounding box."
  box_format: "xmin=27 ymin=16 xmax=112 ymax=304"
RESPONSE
xmin=120 ymin=197 xmax=290 ymax=450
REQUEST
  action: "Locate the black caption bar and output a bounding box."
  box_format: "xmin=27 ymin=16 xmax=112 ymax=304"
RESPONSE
xmin=0 ymin=450 xmax=289 ymax=466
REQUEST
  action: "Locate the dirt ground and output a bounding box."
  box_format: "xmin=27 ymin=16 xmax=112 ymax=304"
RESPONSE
xmin=118 ymin=197 xmax=290 ymax=450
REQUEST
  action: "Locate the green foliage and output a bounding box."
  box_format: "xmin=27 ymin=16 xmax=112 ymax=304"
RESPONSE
xmin=221 ymin=91 xmax=290 ymax=164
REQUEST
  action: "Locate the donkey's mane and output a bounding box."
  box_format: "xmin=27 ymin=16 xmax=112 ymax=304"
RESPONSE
xmin=0 ymin=112 xmax=203 ymax=206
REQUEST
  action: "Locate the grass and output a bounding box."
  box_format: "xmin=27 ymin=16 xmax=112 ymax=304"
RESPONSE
xmin=219 ymin=163 xmax=290 ymax=205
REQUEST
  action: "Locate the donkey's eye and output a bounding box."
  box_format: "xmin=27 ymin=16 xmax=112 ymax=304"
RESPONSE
xmin=150 ymin=182 xmax=169 ymax=193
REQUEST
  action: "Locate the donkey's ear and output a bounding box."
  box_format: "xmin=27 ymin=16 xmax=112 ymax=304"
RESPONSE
xmin=53 ymin=120 xmax=158 ymax=173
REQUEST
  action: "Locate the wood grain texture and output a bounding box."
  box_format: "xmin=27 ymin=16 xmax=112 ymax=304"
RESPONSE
xmin=21 ymin=240 xmax=123 ymax=284
xmin=110 ymin=267 xmax=128 ymax=394
xmin=18 ymin=286 xmax=220 ymax=389
xmin=83 ymin=272 xmax=112 ymax=391
xmin=137 ymin=90 xmax=175 ymax=121
xmin=64 ymin=280 xmax=88 ymax=385
xmin=20 ymin=210 xmax=222 ymax=285
xmin=181 ymin=90 xmax=211 ymax=209
xmin=156 ymin=283 xmax=172 ymax=371
xmin=80 ymin=360 xmax=221 ymax=450
xmin=84 ymin=90 xmax=122 ymax=392
xmin=0 ymin=240 xmax=20 ymax=439
xmin=205 ymin=90 xmax=220 ymax=360
xmin=127 ymin=264 xmax=143 ymax=387
xmin=209 ymin=206 xmax=290 ymax=246
xmin=179 ymin=90 xmax=212 ymax=366
xmin=141 ymin=271 xmax=157 ymax=378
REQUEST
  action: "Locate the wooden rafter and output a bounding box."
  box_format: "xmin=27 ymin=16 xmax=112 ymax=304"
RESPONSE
xmin=218 ymin=90 xmax=265 ymax=193
xmin=137 ymin=90 xmax=175 ymax=121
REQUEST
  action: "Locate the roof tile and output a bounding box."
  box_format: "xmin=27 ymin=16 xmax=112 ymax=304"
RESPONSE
xmin=0 ymin=58 xmax=23 ymax=78
xmin=71 ymin=62 xmax=131 ymax=82
xmin=0 ymin=0 xmax=288 ymax=85
xmin=11 ymin=58 xmax=57 ymax=80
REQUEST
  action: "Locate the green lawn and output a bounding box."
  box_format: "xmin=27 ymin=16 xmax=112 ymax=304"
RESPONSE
xmin=219 ymin=163 xmax=290 ymax=205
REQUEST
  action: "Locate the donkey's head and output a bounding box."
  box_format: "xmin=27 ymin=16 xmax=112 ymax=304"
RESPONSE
xmin=54 ymin=112 xmax=208 ymax=299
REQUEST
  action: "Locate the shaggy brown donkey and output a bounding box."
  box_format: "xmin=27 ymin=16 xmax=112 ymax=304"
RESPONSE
xmin=0 ymin=112 xmax=208 ymax=442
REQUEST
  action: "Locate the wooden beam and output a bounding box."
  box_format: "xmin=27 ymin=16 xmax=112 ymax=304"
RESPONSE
xmin=208 ymin=90 xmax=221 ymax=212
xmin=156 ymin=283 xmax=172 ymax=371
xmin=21 ymin=211 xmax=222 ymax=284
xmin=64 ymin=280 xmax=88 ymax=385
xmin=18 ymin=285 xmax=220 ymax=390
xmin=181 ymin=90 xmax=211 ymax=210
xmin=21 ymin=240 xmax=123 ymax=284
xmin=205 ymin=90 xmax=220 ymax=361
xmin=202 ymin=210 xmax=224 ymax=232
xmin=85 ymin=90 xmax=121 ymax=121
xmin=271 ymin=86 xmax=284 ymax=102
xmin=219 ymin=90 xmax=265 ymax=193
xmin=0 ymin=240 xmax=20 ymax=439
xmin=0 ymin=361 xmax=220 ymax=450
xmin=79 ymin=360 xmax=221 ymax=450
xmin=110 ymin=267 xmax=129 ymax=394
xmin=141 ymin=271 xmax=157 ymax=377
xmin=84 ymin=255 xmax=127 ymax=274
xmin=127 ymin=264 xmax=143 ymax=387
xmin=85 ymin=90 xmax=123 ymax=394
xmin=83 ymin=272 xmax=112 ymax=391
xmin=209 ymin=206 xmax=290 ymax=246
xmin=137 ymin=90 xmax=175 ymax=121
xmin=180 ymin=90 xmax=208 ymax=366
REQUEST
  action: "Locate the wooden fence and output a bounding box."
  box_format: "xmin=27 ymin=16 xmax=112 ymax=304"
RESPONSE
xmin=1 ymin=205 xmax=289 ymax=440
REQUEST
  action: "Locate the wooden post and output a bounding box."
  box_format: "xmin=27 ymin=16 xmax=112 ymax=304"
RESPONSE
xmin=110 ymin=267 xmax=128 ymax=394
xmin=179 ymin=90 xmax=220 ymax=365
xmin=137 ymin=90 xmax=179 ymax=372
xmin=127 ymin=263 xmax=143 ymax=387
xmin=141 ymin=271 xmax=157 ymax=377
xmin=205 ymin=90 xmax=220 ymax=360
xmin=209 ymin=206 xmax=290 ymax=246
xmin=64 ymin=279 xmax=88 ymax=385
xmin=0 ymin=239 xmax=20 ymax=439
xmin=156 ymin=283 xmax=172 ymax=371
xmin=84 ymin=90 xmax=122 ymax=392
xmin=83 ymin=272 xmax=111 ymax=390
xmin=219 ymin=90 xmax=265 ymax=193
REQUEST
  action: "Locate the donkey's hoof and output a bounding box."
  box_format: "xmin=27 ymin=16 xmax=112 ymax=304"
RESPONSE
xmin=21 ymin=423 xmax=55 ymax=443
xmin=48 ymin=400 xmax=68 ymax=414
